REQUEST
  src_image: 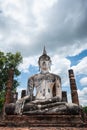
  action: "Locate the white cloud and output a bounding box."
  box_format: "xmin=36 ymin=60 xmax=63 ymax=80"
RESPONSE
xmin=71 ymin=57 xmax=87 ymax=75
xmin=80 ymin=77 xmax=87 ymax=86
xmin=32 ymin=0 xmax=58 ymax=31
xmin=1 ymin=0 xmax=30 ymax=25
xmin=51 ymin=55 xmax=71 ymax=87
xmin=0 ymin=33 xmax=3 ymax=39
xmin=78 ymin=88 xmax=87 ymax=106
xmin=18 ymin=56 xmax=38 ymax=73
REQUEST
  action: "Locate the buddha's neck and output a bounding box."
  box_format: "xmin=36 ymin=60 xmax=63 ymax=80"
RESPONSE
xmin=41 ymin=70 xmax=49 ymax=74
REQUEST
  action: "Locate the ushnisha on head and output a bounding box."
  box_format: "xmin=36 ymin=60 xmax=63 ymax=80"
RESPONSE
xmin=38 ymin=47 xmax=52 ymax=73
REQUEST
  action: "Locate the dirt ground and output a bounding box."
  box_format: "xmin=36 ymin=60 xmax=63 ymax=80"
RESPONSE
xmin=0 ymin=127 xmax=87 ymax=130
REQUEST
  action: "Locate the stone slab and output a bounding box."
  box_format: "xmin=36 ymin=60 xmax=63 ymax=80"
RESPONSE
xmin=1 ymin=114 xmax=86 ymax=127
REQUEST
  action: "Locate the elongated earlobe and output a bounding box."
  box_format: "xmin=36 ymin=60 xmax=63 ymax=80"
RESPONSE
xmin=49 ymin=62 xmax=51 ymax=70
xmin=49 ymin=67 xmax=50 ymax=70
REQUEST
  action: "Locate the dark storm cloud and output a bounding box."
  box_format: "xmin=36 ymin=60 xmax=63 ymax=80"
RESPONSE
xmin=37 ymin=0 xmax=87 ymax=49
xmin=22 ymin=0 xmax=87 ymax=56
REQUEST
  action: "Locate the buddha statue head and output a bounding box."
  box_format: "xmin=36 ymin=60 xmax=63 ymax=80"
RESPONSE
xmin=38 ymin=47 xmax=51 ymax=73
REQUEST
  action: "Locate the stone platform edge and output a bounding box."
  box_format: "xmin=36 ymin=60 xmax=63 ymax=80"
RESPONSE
xmin=0 ymin=114 xmax=87 ymax=127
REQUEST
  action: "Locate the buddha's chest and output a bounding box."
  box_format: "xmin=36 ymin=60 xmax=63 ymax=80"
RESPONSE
xmin=33 ymin=74 xmax=55 ymax=99
xmin=34 ymin=74 xmax=55 ymax=87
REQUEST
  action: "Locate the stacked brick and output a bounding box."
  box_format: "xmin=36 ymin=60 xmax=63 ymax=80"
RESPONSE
xmin=68 ymin=69 xmax=79 ymax=105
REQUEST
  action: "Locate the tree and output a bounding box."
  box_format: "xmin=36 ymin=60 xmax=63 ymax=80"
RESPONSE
xmin=0 ymin=51 xmax=22 ymax=111
xmin=83 ymin=106 xmax=87 ymax=115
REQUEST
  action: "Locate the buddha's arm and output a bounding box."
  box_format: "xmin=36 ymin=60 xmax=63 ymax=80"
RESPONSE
xmin=27 ymin=77 xmax=34 ymax=101
xmin=55 ymin=76 xmax=62 ymax=101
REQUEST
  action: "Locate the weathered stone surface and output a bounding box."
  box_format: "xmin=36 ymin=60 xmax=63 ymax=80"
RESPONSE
xmin=5 ymin=97 xmax=82 ymax=115
xmin=23 ymin=102 xmax=82 ymax=115
xmin=5 ymin=103 xmax=15 ymax=115
xmin=1 ymin=113 xmax=86 ymax=127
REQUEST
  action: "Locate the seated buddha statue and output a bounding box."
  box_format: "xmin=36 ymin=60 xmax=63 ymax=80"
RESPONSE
xmin=14 ymin=47 xmax=62 ymax=114
xmin=5 ymin=47 xmax=82 ymax=115
xmin=27 ymin=47 xmax=62 ymax=101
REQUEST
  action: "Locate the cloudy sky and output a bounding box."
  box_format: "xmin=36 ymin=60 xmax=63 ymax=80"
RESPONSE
xmin=0 ymin=0 xmax=87 ymax=106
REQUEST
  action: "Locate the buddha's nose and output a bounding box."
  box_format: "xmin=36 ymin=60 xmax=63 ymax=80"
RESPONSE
xmin=43 ymin=61 xmax=46 ymax=65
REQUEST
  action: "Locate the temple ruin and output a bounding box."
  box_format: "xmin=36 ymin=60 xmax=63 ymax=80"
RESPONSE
xmin=1 ymin=48 xmax=87 ymax=127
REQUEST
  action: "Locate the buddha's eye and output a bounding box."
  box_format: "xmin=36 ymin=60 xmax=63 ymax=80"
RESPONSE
xmin=40 ymin=58 xmax=43 ymax=61
xmin=45 ymin=57 xmax=49 ymax=60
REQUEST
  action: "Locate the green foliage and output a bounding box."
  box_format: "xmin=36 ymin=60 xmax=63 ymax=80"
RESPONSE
xmin=0 ymin=51 xmax=22 ymax=91
xmin=83 ymin=106 xmax=87 ymax=114
xmin=0 ymin=51 xmax=22 ymax=112
xmin=0 ymin=91 xmax=5 ymax=113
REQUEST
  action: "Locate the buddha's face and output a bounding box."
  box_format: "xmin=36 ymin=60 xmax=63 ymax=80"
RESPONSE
xmin=39 ymin=57 xmax=51 ymax=72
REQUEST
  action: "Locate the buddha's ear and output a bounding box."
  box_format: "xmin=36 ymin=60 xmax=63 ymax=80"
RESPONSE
xmin=49 ymin=64 xmax=51 ymax=70
xmin=49 ymin=61 xmax=51 ymax=70
xmin=38 ymin=60 xmax=40 ymax=71
xmin=38 ymin=60 xmax=39 ymax=65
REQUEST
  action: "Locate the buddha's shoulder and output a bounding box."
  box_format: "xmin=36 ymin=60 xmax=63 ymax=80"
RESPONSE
xmin=49 ymin=73 xmax=61 ymax=80
xmin=28 ymin=73 xmax=61 ymax=81
xmin=28 ymin=73 xmax=40 ymax=80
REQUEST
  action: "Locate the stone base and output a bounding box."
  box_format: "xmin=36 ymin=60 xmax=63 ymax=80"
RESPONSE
xmin=1 ymin=114 xmax=86 ymax=127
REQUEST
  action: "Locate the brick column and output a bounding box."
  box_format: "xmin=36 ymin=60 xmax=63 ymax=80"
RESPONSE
xmin=21 ymin=90 xmax=26 ymax=98
xmin=68 ymin=69 xmax=79 ymax=105
xmin=5 ymin=68 xmax=14 ymax=104
xmin=62 ymin=91 xmax=68 ymax=102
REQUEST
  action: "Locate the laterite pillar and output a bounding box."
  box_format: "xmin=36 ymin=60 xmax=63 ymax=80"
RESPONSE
xmin=5 ymin=68 xmax=14 ymax=104
xmin=68 ymin=69 xmax=79 ymax=105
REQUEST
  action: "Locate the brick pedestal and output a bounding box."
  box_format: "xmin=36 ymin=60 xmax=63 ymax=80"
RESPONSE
xmin=1 ymin=113 xmax=86 ymax=127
